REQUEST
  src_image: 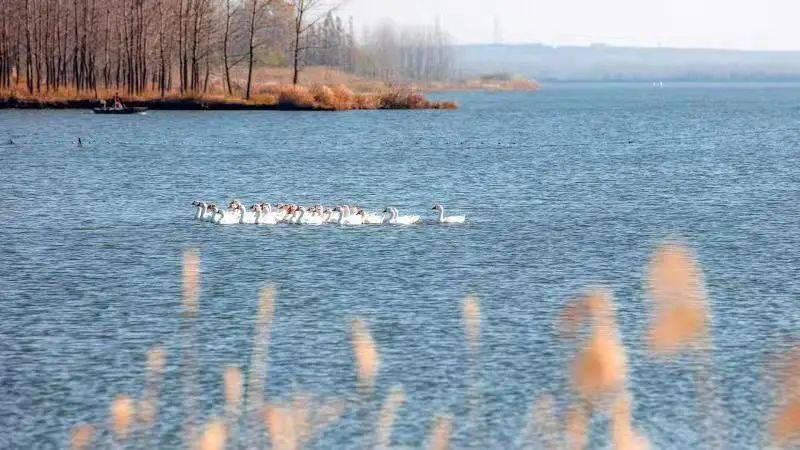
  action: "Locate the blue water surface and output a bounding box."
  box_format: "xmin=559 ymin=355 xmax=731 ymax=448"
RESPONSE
xmin=1 ymin=83 xmax=799 ymax=448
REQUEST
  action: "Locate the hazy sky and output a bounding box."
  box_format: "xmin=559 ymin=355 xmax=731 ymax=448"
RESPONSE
xmin=340 ymin=0 xmax=800 ymax=51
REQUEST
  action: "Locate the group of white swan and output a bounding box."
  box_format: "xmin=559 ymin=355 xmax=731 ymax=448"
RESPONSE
xmin=191 ymin=201 xmax=466 ymax=226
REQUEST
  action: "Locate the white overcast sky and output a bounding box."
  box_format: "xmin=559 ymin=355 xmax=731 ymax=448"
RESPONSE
xmin=339 ymin=0 xmax=800 ymax=50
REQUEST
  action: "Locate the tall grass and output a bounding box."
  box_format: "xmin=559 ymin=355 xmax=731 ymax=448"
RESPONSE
xmin=65 ymin=241 xmax=800 ymax=448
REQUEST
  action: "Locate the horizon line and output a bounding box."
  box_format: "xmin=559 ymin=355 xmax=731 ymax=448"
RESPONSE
xmin=452 ymin=41 xmax=800 ymax=53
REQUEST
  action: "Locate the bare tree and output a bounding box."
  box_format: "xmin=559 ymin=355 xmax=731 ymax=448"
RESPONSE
xmin=0 ymin=0 xmax=454 ymax=98
xmin=221 ymin=0 xmax=235 ymax=94
xmin=291 ymin=0 xmax=337 ymax=85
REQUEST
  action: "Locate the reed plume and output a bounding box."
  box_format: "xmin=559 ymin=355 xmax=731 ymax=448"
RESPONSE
xmin=768 ymin=346 xmax=800 ymax=446
xmin=351 ymin=319 xmax=380 ymax=390
xmin=109 ymin=394 xmax=135 ymax=441
xmin=182 ymin=248 xmax=200 ymax=315
xmin=223 ymin=365 xmax=243 ymax=449
xmin=262 ymin=394 xmax=344 ymax=450
xmin=771 ymin=399 xmax=800 ymax=446
xmin=646 ymin=243 xmax=709 ymax=354
xmin=426 ymin=415 xmax=453 ymax=450
xmin=198 ymin=419 xmax=227 ymax=450
xmin=264 ymin=404 xmax=298 ymax=450
xmin=567 ymin=290 xmax=627 ymax=403
xmin=374 ymin=385 xmax=406 ymax=450
xmin=69 ymin=424 xmax=93 ymax=450
xmin=224 ymin=365 xmax=244 ymax=416
xmin=646 ymin=243 xmax=721 ymax=447
xmin=181 ymin=248 xmax=201 ymax=446
xmin=146 ymin=345 xmax=167 ymax=376
xmin=611 ymin=393 xmax=649 ymax=450
xmin=462 ymin=294 xmax=483 ymax=447
xmin=139 ymin=345 xmax=166 ymax=438
xmin=462 ymin=294 xmax=481 ymax=351
xmin=245 ymin=284 xmax=276 ymax=447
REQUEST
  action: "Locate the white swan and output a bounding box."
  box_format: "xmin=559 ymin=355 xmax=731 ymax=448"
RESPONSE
xmin=385 ymin=207 xmax=420 ymax=225
xmin=193 ymin=201 xmax=215 ymax=221
xmin=209 ymin=205 xmax=241 ymax=225
xmin=231 ymin=202 xmax=256 ymax=224
xmin=192 ymin=201 xmax=204 ymax=220
xmin=273 ymin=204 xmax=288 ymax=222
xmin=326 ymin=207 xmax=341 ymax=223
xmin=205 ymin=203 xmax=218 ymax=221
xmin=362 ymin=210 xmax=385 ymax=225
xmin=335 ymin=206 xmax=363 ymax=226
xmin=256 ymin=203 xmax=278 ymax=225
xmin=432 ymin=204 xmax=466 ymax=224
xmin=299 ymin=207 xmax=324 ymax=225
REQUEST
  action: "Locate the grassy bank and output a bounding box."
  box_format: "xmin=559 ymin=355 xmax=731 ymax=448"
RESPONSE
xmin=0 ymin=84 xmax=457 ymax=111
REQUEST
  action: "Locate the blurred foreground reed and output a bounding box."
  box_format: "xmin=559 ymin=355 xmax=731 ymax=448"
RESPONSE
xmin=67 ymin=242 xmax=800 ymax=449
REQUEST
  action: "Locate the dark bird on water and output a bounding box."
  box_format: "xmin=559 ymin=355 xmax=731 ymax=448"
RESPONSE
xmin=77 ymin=137 xmax=82 ymax=147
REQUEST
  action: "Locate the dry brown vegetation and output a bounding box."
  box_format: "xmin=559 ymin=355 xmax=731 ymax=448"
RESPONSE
xmin=66 ymin=240 xmax=799 ymax=449
xmin=0 ymin=82 xmax=457 ymax=111
xmin=0 ymin=66 xmax=548 ymax=111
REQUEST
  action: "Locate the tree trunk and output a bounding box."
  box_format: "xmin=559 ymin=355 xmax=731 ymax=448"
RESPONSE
xmin=222 ymin=0 xmax=232 ymax=95
xmin=245 ymin=0 xmax=257 ymax=99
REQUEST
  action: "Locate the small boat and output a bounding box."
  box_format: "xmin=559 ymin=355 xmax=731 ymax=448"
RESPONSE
xmin=92 ymin=106 xmax=147 ymax=114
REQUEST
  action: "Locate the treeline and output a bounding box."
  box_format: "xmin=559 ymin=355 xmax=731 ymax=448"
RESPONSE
xmin=0 ymin=0 xmax=455 ymax=98
xmin=358 ymin=20 xmax=454 ymax=83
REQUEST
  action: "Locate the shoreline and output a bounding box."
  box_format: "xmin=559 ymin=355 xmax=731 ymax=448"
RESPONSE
xmin=0 ymin=85 xmax=459 ymax=111
xmin=1 ymin=97 xmax=339 ymax=111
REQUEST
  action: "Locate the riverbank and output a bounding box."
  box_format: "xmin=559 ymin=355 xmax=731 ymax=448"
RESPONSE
xmin=0 ymin=84 xmax=457 ymax=111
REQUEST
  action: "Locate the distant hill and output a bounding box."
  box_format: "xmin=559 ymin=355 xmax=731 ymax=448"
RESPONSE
xmin=453 ymin=44 xmax=800 ymax=82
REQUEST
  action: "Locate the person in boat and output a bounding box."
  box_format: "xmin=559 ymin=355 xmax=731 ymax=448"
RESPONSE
xmin=113 ymin=92 xmax=123 ymax=110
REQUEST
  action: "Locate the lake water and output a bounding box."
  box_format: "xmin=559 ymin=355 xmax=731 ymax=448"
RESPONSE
xmin=1 ymin=83 xmax=800 ymax=448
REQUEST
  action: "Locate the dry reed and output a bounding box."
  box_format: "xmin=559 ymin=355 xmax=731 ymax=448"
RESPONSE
xmin=0 ymin=78 xmax=457 ymax=110
xmin=182 ymin=248 xmax=200 ymax=315
xmin=768 ymin=346 xmax=800 ymax=446
xmin=264 ymin=404 xmax=299 ymax=450
xmin=772 ymin=399 xmax=800 ymax=445
xmin=224 ymin=365 xmax=244 ymax=416
xmin=69 ymin=424 xmax=93 ymax=450
xmin=262 ymin=394 xmax=345 ymax=450
xmin=461 ymin=294 xmax=483 ymax=447
xmin=426 ymin=415 xmax=454 ymax=450
xmin=139 ymin=345 xmax=166 ymax=430
xmin=109 ymin=395 xmax=135 ymax=441
xmin=197 ymin=419 xmax=227 ymax=450
xmin=646 ymin=243 xmax=709 ymax=354
xmin=245 ymin=284 xmax=277 ymax=448
xmin=611 ymin=393 xmax=650 ymax=450
xmin=223 ymin=365 xmax=243 ymax=449
xmin=462 ymin=295 xmax=481 ymax=351
xmin=64 ymin=241 xmax=800 ymax=449
xmin=351 ymin=319 xmax=380 ymax=390
xmin=181 ymin=248 xmax=201 ymax=446
xmin=374 ymin=386 xmax=406 ymax=450
xmin=567 ymin=290 xmax=628 ymax=404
